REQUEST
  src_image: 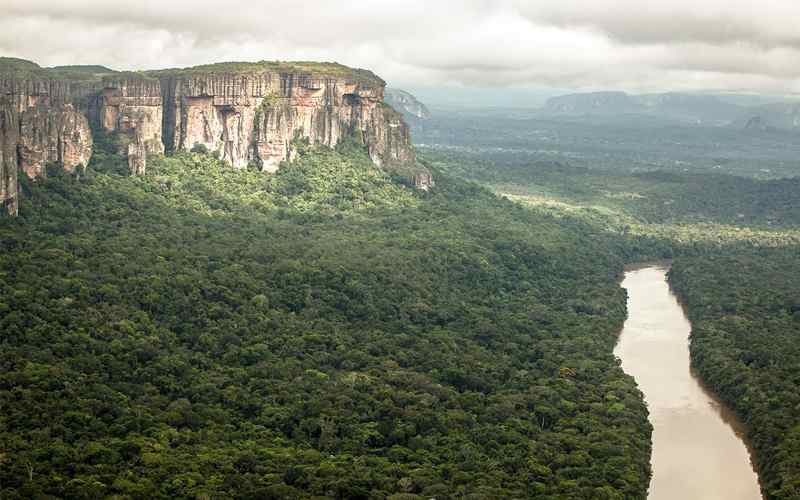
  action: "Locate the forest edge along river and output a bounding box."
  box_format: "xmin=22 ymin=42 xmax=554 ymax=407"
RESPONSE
xmin=614 ymin=264 xmax=762 ymax=500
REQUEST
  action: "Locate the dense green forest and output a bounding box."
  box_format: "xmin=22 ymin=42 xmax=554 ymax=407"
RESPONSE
xmin=420 ymin=138 xmax=800 ymax=500
xmin=0 ymin=141 xmax=652 ymax=498
xmin=670 ymin=251 xmax=800 ymax=500
xmin=413 ymin=108 xmax=800 ymax=178
xmin=421 ymin=148 xmax=800 ymax=258
xmin=4 ymin=104 xmax=800 ymax=498
xmin=422 ymin=148 xmax=800 ymax=229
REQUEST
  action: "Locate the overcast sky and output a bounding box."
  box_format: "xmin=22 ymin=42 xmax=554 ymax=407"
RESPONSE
xmin=3 ymin=0 xmax=800 ymax=94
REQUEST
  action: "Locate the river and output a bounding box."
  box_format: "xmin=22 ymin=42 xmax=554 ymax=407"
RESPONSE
xmin=614 ymin=265 xmax=762 ymax=500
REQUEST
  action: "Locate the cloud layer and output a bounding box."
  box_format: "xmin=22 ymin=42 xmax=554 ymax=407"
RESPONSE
xmin=2 ymin=0 xmax=800 ymax=93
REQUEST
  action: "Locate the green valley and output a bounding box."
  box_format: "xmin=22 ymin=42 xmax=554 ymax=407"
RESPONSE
xmin=0 ymin=141 xmax=652 ymax=499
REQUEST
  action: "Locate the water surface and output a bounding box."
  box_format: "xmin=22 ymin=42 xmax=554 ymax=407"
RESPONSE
xmin=614 ymin=265 xmax=761 ymax=500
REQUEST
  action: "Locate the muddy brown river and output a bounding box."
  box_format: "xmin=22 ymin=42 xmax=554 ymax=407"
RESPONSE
xmin=614 ymin=265 xmax=762 ymax=500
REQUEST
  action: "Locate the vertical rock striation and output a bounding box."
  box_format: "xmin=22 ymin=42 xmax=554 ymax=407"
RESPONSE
xmin=384 ymin=88 xmax=432 ymax=120
xmin=0 ymin=59 xmax=431 ymax=215
xmin=17 ymin=101 xmax=93 ymax=178
xmin=0 ymin=76 xmax=95 ymax=214
xmin=0 ymin=106 xmax=20 ymax=216
xmin=155 ymin=71 xmax=424 ymax=176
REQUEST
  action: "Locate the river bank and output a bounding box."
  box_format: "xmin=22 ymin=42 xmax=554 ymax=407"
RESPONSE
xmin=615 ymin=264 xmax=762 ymax=499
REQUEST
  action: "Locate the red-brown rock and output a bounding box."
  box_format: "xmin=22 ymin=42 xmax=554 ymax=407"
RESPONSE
xmin=0 ymin=59 xmax=432 ymax=216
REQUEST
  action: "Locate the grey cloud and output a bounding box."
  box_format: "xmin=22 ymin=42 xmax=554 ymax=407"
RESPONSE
xmin=1 ymin=0 xmax=799 ymax=94
xmin=513 ymin=1 xmax=800 ymax=49
xmin=4 ymin=0 xmax=491 ymax=46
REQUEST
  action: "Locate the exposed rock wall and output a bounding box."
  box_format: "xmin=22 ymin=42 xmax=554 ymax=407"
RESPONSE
xmin=0 ymin=79 xmax=94 ymax=214
xmin=98 ymin=77 xmax=164 ymax=154
xmin=157 ymin=73 xmax=420 ymax=173
xmin=0 ymin=106 xmax=20 ymax=215
xmin=0 ymin=60 xmax=430 ymax=215
xmin=385 ymin=88 xmax=432 ymax=120
xmin=17 ymin=103 xmax=93 ymax=178
xmin=127 ymin=136 xmax=147 ymax=176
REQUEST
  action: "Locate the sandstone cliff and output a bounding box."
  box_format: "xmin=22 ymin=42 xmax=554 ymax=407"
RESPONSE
xmin=385 ymin=88 xmax=431 ymax=120
xmin=0 ymin=72 xmax=95 ymax=215
xmin=0 ymin=58 xmax=431 ymax=215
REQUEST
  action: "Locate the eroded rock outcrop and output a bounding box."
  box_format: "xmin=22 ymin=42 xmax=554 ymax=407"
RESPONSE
xmin=0 ymin=106 xmax=20 ymax=215
xmin=98 ymin=77 xmax=164 ymax=156
xmin=0 ymin=58 xmax=430 ymax=215
xmin=385 ymin=88 xmax=431 ymax=121
xmin=0 ymin=75 xmax=94 ymax=214
xmin=156 ymin=71 xmax=420 ymax=174
xmin=127 ymin=136 xmax=147 ymax=175
xmin=17 ymin=102 xmax=93 ymax=178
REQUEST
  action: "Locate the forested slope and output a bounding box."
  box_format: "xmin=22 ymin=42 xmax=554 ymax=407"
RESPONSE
xmin=0 ymin=142 xmax=651 ymax=498
xmin=670 ymin=251 xmax=800 ymax=500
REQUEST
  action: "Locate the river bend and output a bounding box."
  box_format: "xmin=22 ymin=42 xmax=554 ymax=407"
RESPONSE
xmin=614 ymin=265 xmax=761 ymax=500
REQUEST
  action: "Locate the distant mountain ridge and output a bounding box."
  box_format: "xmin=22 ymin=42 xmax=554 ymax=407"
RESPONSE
xmin=737 ymin=102 xmax=800 ymax=131
xmin=545 ymin=91 xmax=641 ymax=115
xmin=385 ymin=88 xmax=431 ymax=121
xmin=543 ymin=90 xmax=800 ymax=132
xmin=543 ymin=91 xmax=743 ymax=125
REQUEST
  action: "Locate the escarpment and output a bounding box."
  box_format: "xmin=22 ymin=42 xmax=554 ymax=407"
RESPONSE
xmin=0 ymin=78 xmax=94 ymax=215
xmin=0 ymin=59 xmax=431 ymax=215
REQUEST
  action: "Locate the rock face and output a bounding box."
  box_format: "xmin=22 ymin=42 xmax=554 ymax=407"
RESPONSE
xmin=0 ymin=77 xmax=94 ymax=215
xmin=157 ymin=72 xmax=416 ymax=172
xmin=0 ymin=59 xmax=430 ymax=215
xmin=0 ymin=106 xmax=20 ymax=215
xmin=385 ymin=88 xmax=431 ymax=120
xmin=127 ymin=136 xmax=147 ymax=175
xmin=17 ymin=102 xmax=93 ymax=178
xmin=98 ymin=77 xmax=165 ymax=155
